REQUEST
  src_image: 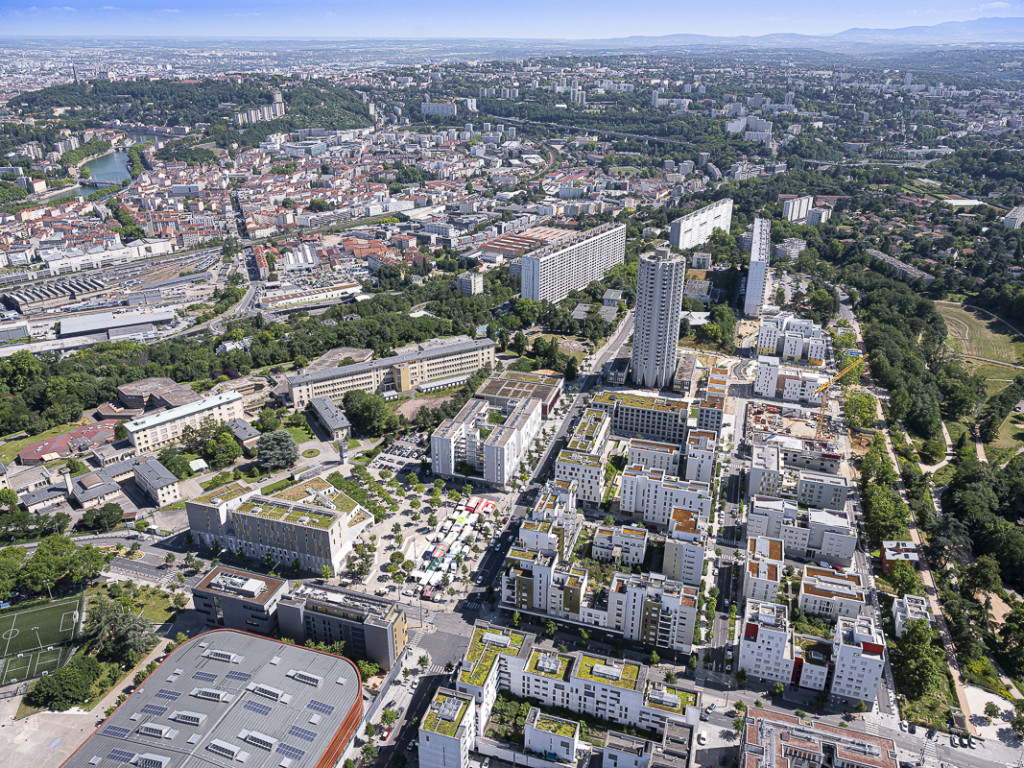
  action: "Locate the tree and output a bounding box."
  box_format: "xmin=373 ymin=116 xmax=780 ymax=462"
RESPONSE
xmin=565 ymin=356 xmax=579 ymax=381
xmin=343 ymin=390 xmax=397 ymax=437
xmin=427 ymin=513 xmax=438 ymax=527
xmin=134 ymin=520 xmax=149 ymax=534
xmin=649 ymin=650 xmax=660 ymax=666
xmin=843 ymin=390 xmax=877 ymax=430
xmin=579 ymin=628 xmax=590 ymax=647
xmin=0 ymin=547 xmax=27 ymax=601
xmin=80 ymin=502 xmax=124 ymax=531
xmin=544 ymin=620 xmax=557 ymax=639
xmin=418 ymin=654 xmax=429 ymax=668
xmin=364 ymin=723 xmax=376 ymax=738
xmin=735 ymin=669 xmax=748 ymax=685
xmin=888 ymin=561 xmax=924 ymax=597
xmin=321 ymin=565 xmax=333 ymax=580
xmin=771 ymin=682 xmax=785 ymax=698
xmin=604 ymin=515 xmax=615 ymax=525
xmin=897 ymin=618 xmax=945 ymax=698
xmin=985 ymin=701 xmax=1001 ymax=719
xmin=83 ymin=599 xmax=156 ymax=664
xmin=361 ymin=744 xmax=379 ymax=761
xmin=511 ymin=610 xmax=521 ymax=629
xmin=356 ymin=659 xmax=380 ymax=680
xmin=256 ymin=408 xmax=281 ymax=432
xmin=257 ymin=430 xmax=300 ymax=470
xmin=157 ymin=447 xmax=192 ymax=479
xmin=381 ymin=709 xmax=398 ymax=726
xmin=114 ymin=421 xmax=129 ymax=441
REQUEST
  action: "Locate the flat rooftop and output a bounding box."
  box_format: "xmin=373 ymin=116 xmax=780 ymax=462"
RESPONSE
xmin=61 ymin=630 xmax=361 ymax=768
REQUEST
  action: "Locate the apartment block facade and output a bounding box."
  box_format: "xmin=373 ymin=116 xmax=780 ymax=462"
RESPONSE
xmin=592 ymin=392 xmax=689 ymax=445
xmin=125 ymin=391 xmax=245 ymax=452
xmin=521 ymin=223 xmax=627 ymax=303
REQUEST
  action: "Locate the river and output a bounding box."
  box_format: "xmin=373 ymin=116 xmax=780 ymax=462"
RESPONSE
xmin=82 ymin=133 xmax=160 ymax=185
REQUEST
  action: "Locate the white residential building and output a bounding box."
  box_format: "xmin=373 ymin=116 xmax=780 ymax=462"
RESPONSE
xmin=592 ymin=525 xmax=649 ymax=566
xmin=662 ymin=507 xmax=706 ymax=587
xmin=753 ymin=356 xmax=827 ymax=403
xmin=457 ymin=271 xmax=484 ymax=295
xmin=592 ymin=392 xmax=688 ymax=445
xmin=738 ymin=601 xmax=793 ymax=685
xmin=422 ymin=101 xmax=458 ymax=117
xmin=619 ymin=466 xmax=712 ymax=529
xmin=683 ymin=429 xmax=717 ymax=483
xmin=555 ymin=408 xmax=610 ymax=504
xmin=806 ymin=207 xmax=832 ymax=226
xmin=743 ymin=537 xmax=785 ymax=604
xmin=420 ymin=689 xmax=476 ymax=768
xmin=892 ymin=595 xmax=936 ymax=638
xmin=1005 ymin=205 xmax=1024 ymax=230
xmin=628 ymin=439 xmax=682 ymax=476
xmin=744 ymin=218 xmax=771 ymax=317
xmin=748 ymin=445 xmax=850 ymax=509
xmin=746 ymin=496 xmax=857 ymax=566
xmin=521 ymin=223 xmax=627 ymax=303
xmin=631 ymin=247 xmax=686 ymax=389
xmin=755 ymin=313 xmax=828 ymax=365
xmin=669 ymin=199 xmax=734 ymax=250
xmin=782 ymin=195 xmax=814 ymax=223
xmin=831 ymin=616 xmax=886 ymax=704
xmin=799 ymin=566 xmax=866 ymax=620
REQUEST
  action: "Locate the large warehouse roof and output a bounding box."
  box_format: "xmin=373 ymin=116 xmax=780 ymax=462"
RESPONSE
xmin=61 ymin=630 xmax=363 ymax=768
xmin=61 ymin=310 xmax=176 ymax=337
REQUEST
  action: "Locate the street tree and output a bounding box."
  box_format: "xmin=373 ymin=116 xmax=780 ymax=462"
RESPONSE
xmin=257 ymin=430 xmax=300 ymax=470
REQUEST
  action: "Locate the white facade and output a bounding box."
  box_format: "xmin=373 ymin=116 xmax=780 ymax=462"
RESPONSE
xmin=422 ymin=102 xmax=458 ymax=116
xmin=627 ymin=439 xmax=681 ymax=476
xmin=555 ymin=408 xmax=610 ymax=503
xmin=798 ymin=566 xmax=866 ymax=620
xmin=782 ymin=195 xmax=814 ymax=223
xmin=744 ymin=218 xmax=771 ymax=317
xmin=663 ymin=507 xmax=706 ymax=587
xmin=753 ymin=356 xmax=826 ymax=403
xmin=125 ymin=391 xmax=245 ymax=452
xmin=755 ymin=313 xmax=828 ymax=366
xmin=521 ymin=223 xmax=626 ymax=303
xmin=746 ymin=496 xmax=857 ymax=566
xmin=738 ymin=601 xmax=793 ymax=685
xmin=892 ymin=595 xmax=936 ymax=638
xmin=631 ymin=247 xmax=686 ymax=389
xmin=831 ymin=617 xmax=886 ymax=703
xmin=619 ymin=466 xmax=712 ymax=528
xmin=592 ymin=525 xmax=649 ymax=566
xmin=669 ymin=198 xmax=734 ymax=250
xmin=457 ymin=271 xmax=484 ymax=295
xmin=683 ymin=430 xmax=717 ymax=483
xmin=1005 ymin=205 xmax=1024 ymax=230
xmin=806 ymin=207 xmax=832 ymax=226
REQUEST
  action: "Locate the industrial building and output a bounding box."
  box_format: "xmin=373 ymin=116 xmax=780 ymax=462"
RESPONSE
xmin=60 ymin=630 xmax=363 ymax=768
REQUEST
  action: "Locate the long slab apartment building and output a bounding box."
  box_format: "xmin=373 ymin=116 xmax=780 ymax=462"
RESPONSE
xmin=520 ymin=222 xmax=627 ymax=303
xmin=125 ymin=390 xmax=245 ymax=452
xmin=288 ymin=335 xmax=496 ymax=408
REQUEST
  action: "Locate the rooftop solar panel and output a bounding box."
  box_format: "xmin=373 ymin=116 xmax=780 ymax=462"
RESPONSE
xmin=243 ymin=700 xmax=271 ymax=716
xmin=288 ymin=725 xmax=317 ymax=743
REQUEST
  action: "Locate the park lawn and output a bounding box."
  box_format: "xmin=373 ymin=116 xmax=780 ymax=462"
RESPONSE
xmin=285 ymin=426 xmax=313 ymax=445
xmin=86 ymin=582 xmax=176 ymax=625
xmin=0 ymin=420 xmax=88 ymax=465
xmin=944 ymin=420 xmax=969 ymax=448
xmin=982 ymin=413 xmax=1024 ymax=464
xmin=935 ymin=302 xmax=1024 ymax=365
xmin=970 ymin=362 xmax=1020 ymax=398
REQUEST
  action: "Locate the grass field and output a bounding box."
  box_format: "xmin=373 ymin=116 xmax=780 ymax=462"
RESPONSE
xmin=0 ymin=596 xmax=84 ymax=686
xmin=0 ymin=420 xmax=89 ymax=465
xmin=970 ymin=362 xmax=1021 ymax=398
xmin=936 ymin=302 xmax=1024 ymax=365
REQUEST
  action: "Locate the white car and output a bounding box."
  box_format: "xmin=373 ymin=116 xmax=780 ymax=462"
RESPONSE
xmin=697 ymin=732 xmax=708 ymax=746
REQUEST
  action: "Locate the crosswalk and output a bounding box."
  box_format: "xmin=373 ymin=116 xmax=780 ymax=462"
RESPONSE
xmin=427 ymin=664 xmax=448 ymax=675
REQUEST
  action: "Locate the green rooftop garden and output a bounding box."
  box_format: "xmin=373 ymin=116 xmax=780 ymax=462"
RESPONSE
xmin=576 ymin=655 xmax=641 ymax=690
xmin=193 ymin=481 xmax=251 ymax=506
xmin=535 ymin=713 xmax=578 ymax=738
xmin=526 ymin=650 xmax=573 ymax=682
xmin=236 ymin=499 xmax=335 ymax=529
xmin=643 ymin=682 xmax=697 ymax=714
xmin=422 ymin=693 xmax=469 ymax=737
xmin=459 ymin=627 xmax=526 ymax=688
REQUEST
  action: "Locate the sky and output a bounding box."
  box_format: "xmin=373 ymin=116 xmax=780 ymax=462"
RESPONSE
xmin=0 ymin=0 xmax=1022 ymax=38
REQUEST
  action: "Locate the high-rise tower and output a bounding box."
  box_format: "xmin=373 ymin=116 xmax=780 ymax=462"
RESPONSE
xmin=631 ymin=247 xmax=687 ymax=390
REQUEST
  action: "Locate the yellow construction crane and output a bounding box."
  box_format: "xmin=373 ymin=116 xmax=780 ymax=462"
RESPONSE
xmin=812 ymin=357 xmax=863 ymax=438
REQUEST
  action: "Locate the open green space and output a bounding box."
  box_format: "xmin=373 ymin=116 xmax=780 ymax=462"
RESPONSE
xmin=0 ymin=421 xmax=88 ymax=465
xmin=0 ymin=596 xmax=84 ymax=686
xmin=936 ymin=302 xmax=1024 ymax=365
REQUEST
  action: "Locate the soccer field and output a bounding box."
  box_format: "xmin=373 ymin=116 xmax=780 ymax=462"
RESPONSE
xmin=0 ymin=596 xmax=84 ymax=686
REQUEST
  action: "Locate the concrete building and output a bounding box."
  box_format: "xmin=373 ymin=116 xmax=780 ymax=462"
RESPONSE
xmin=628 ymin=439 xmax=682 ymax=476
xmin=683 ymin=430 xmax=716 ymax=483
xmin=432 ymin=396 xmax=543 ymax=490
xmin=124 ymin=391 xmax=245 ymax=452
xmin=592 ymin=525 xmax=649 ymax=566
xmin=519 ymin=481 xmax=584 ymax=562
xmin=743 ymin=218 xmax=771 ymax=317
xmin=133 ymin=456 xmax=181 ymax=507
xmin=288 ymin=336 xmax=496 ymax=408
xmin=806 ymin=206 xmax=832 ymax=226
xmin=278 ymin=582 xmax=408 ymax=670
xmin=830 ymin=616 xmax=886 ymax=704
xmin=1005 ymin=205 xmax=1024 ymax=230
xmin=592 ymin=392 xmax=688 ymax=445
xmin=755 ymin=313 xmax=828 ymax=365
xmin=555 ymin=408 xmax=610 ymax=504
xmin=746 ymin=496 xmax=857 ymax=566
xmin=747 ymin=444 xmax=850 ymax=510
xmin=631 ymin=247 xmax=686 ymax=389
xmin=738 ymin=709 xmax=899 ymax=768
xmin=782 ymin=195 xmax=814 ymax=223
xmin=61 ymin=630 xmax=363 ymax=768
xmin=191 ymin=566 xmax=289 ymax=635
xmin=743 ymin=537 xmax=785 ymax=604
xmin=473 ymin=370 xmax=563 ymax=417
xmin=738 ymin=601 xmax=794 ymax=686
xmin=422 ymin=101 xmax=458 ymax=117
xmin=186 ymin=482 xmax=372 ymax=575
xmin=662 ymin=507 xmax=707 ymax=587
xmin=668 ymin=199 xmax=733 ymax=250
xmin=892 ymin=594 xmax=936 ymax=638
xmin=420 ymin=689 xmax=477 ymax=768
xmin=695 ymin=396 xmax=724 ymax=432
xmin=309 ymin=396 xmax=351 ymax=442
xmin=798 ymin=566 xmax=866 ymax=620
xmin=619 ymin=466 xmax=712 ymax=529
xmin=753 ymin=356 xmax=827 ymax=404
xmin=521 ymin=223 xmax=627 ymax=303
xmin=881 ymin=540 xmax=920 ymax=574
xmin=457 ymin=271 xmax=484 ymax=296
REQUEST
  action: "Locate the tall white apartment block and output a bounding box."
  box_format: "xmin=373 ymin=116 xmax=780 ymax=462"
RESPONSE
xmin=782 ymin=195 xmax=814 ymax=223
xmin=521 ymin=223 xmax=626 ymax=303
xmin=744 ymin=218 xmax=771 ymax=317
xmin=421 ymin=101 xmax=458 ymax=117
xmin=609 ymin=572 xmax=699 ymax=651
xmin=1005 ymin=205 xmax=1024 ymax=230
xmin=753 ymin=355 xmax=826 ymax=403
xmin=456 ymin=271 xmax=484 ymax=295
xmin=806 ymin=206 xmax=832 ymax=226
xmin=628 ymin=438 xmax=682 ymax=476
xmin=669 ymin=198 xmax=734 ymax=250
xmin=663 ymin=507 xmax=707 ymax=586
xmin=631 ymin=247 xmax=686 ymax=389
xmin=831 ymin=616 xmax=886 ymax=703
xmin=743 ymin=536 xmax=785 ymax=603
xmin=592 ymin=524 xmax=649 ymax=566
xmin=683 ymin=429 xmax=717 ymax=483
xmin=738 ymin=601 xmax=794 ymax=685
xmin=555 ymin=408 xmax=611 ymax=503
xmin=419 ymin=689 xmax=476 ymax=768
xmin=619 ymin=466 xmax=712 ymax=528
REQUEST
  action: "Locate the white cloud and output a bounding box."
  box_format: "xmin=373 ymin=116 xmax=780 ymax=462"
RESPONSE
xmin=980 ymin=1 xmax=1011 ymax=8
xmin=51 ymin=5 xmax=77 ymax=11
